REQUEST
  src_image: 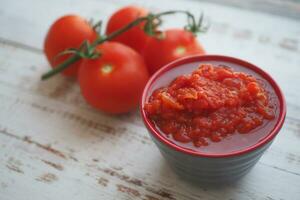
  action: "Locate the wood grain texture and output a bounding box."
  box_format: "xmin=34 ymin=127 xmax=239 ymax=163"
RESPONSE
xmin=200 ymin=0 xmax=300 ymax=20
xmin=0 ymin=0 xmax=300 ymax=199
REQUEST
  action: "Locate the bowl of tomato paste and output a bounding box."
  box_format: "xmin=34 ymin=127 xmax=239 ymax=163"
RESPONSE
xmin=140 ymin=55 xmax=286 ymax=184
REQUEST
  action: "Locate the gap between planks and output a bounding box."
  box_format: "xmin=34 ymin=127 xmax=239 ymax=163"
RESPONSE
xmin=1 ymin=125 xmax=299 ymax=179
xmin=0 ymin=37 xmax=42 ymax=54
xmin=0 ymin=129 xmax=207 ymax=200
xmin=1 ymin=126 xmax=299 ymax=200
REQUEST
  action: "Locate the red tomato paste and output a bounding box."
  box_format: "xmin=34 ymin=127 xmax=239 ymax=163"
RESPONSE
xmin=144 ymin=64 xmax=278 ymax=151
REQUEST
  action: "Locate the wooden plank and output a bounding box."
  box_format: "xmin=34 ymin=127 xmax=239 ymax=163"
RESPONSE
xmin=0 ymin=35 xmax=300 ymax=199
xmin=1 ymin=114 xmax=300 ymax=200
xmin=0 ymin=0 xmax=300 ymax=199
xmin=201 ymin=0 xmax=300 ymax=20
xmin=0 ymin=0 xmax=299 ymax=50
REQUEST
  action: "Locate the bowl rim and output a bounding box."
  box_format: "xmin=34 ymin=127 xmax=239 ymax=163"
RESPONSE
xmin=140 ymin=55 xmax=286 ymax=158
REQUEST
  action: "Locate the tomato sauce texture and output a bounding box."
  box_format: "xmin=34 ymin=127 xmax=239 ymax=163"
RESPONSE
xmin=144 ymin=64 xmax=277 ymax=151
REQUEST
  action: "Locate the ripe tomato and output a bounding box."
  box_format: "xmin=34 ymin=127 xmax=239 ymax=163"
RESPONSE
xmin=143 ymin=29 xmax=205 ymax=75
xmin=44 ymin=15 xmax=97 ymax=76
xmin=106 ymin=6 xmax=149 ymax=53
xmin=78 ymin=42 xmax=149 ymax=114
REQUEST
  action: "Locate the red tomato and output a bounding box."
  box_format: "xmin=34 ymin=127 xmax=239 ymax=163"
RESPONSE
xmin=106 ymin=6 xmax=149 ymax=53
xmin=44 ymin=15 xmax=97 ymax=76
xmin=143 ymin=29 xmax=205 ymax=75
xmin=78 ymin=42 xmax=149 ymax=114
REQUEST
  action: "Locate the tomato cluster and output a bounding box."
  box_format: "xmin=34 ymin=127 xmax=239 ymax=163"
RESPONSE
xmin=144 ymin=64 xmax=275 ymax=147
xmin=43 ymin=6 xmax=206 ymax=114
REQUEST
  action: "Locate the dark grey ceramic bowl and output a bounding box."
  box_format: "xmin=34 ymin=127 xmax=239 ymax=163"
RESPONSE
xmin=140 ymin=55 xmax=286 ymax=184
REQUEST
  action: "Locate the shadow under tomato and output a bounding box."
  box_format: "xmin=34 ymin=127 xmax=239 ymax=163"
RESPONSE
xmin=38 ymin=74 xmax=77 ymax=100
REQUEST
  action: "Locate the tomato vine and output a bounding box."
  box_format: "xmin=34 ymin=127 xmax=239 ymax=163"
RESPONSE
xmin=41 ymin=10 xmax=208 ymax=80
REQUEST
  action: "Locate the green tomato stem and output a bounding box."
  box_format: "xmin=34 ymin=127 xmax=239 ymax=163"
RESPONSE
xmin=41 ymin=16 xmax=148 ymax=81
xmin=41 ymin=10 xmax=205 ymax=80
xmin=41 ymin=54 xmax=81 ymax=80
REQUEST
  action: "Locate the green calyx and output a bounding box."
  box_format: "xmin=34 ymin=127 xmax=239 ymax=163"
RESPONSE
xmin=184 ymin=12 xmax=209 ymax=35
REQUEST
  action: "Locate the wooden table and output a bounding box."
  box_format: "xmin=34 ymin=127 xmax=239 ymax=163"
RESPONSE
xmin=0 ymin=0 xmax=299 ymax=199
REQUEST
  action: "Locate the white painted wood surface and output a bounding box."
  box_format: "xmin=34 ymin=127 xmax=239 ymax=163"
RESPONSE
xmin=0 ymin=0 xmax=300 ymax=199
